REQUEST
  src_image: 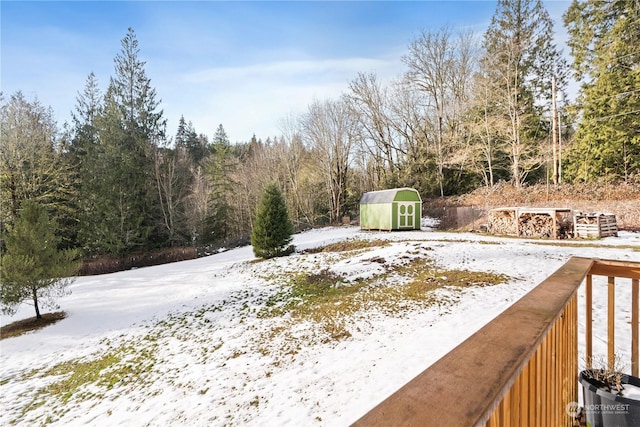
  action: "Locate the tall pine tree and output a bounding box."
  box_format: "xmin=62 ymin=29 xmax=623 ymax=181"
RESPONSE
xmin=176 ymin=115 xmax=206 ymax=165
xmin=564 ymin=0 xmax=640 ymax=182
xmin=202 ymin=124 xmax=236 ymax=243
xmin=70 ymin=73 xmax=104 ymax=253
xmin=77 ymin=28 xmax=167 ymax=255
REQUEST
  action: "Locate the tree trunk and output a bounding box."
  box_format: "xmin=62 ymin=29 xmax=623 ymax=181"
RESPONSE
xmin=551 ymin=76 xmax=559 ymax=185
xmin=32 ymin=286 xmax=42 ymax=319
xmin=438 ymin=115 xmax=445 ymax=198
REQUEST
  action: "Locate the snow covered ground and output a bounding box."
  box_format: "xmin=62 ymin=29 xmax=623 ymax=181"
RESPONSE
xmin=1 ymin=225 xmax=639 ymax=426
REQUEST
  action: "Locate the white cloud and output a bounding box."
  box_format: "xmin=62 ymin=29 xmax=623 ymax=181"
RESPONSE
xmin=185 ymin=57 xmax=396 ymax=83
xmin=159 ymin=56 xmax=404 ymax=142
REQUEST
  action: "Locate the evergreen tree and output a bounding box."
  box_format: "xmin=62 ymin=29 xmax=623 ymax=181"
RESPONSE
xmin=176 ymin=115 xmax=206 ymax=165
xmin=69 ymin=73 xmax=104 ymax=252
xmin=70 ymin=72 xmax=102 ymax=160
xmin=212 ymin=124 xmax=230 ymax=146
xmin=112 ymin=27 xmax=167 ymax=251
xmin=563 ymin=0 xmax=640 ymax=182
xmin=175 ymin=115 xmax=189 ymax=148
xmin=77 ymin=28 xmax=167 ymax=255
xmin=251 ymin=183 xmax=294 ymax=259
xmin=111 ymin=28 xmax=165 ymax=141
xmin=0 ymin=201 xmax=81 ymax=319
xmin=200 ymin=128 xmax=236 ymax=243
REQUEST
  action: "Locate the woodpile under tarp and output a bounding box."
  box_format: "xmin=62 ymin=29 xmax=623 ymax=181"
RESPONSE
xmin=574 ymin=213 xmax=618 ymax=238
xmin=488 ymin=207 xmax=573 ymax=239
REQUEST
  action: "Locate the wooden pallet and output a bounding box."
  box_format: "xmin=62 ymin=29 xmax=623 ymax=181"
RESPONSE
xmin=574 ymin=213 xmax=618 ymax=238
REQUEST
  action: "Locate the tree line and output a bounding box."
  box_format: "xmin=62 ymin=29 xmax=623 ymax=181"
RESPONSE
xmin=1 ymin=0 xmax=638 ymax=262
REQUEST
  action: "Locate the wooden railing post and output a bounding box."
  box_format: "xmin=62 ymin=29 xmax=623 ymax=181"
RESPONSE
xmin=586 ymin=274 xmax=593 ymax=369
xmin=608 ymin=276 xmax=616 ymax=370
xmin=633 ymin=278 xmax=639 ymax=377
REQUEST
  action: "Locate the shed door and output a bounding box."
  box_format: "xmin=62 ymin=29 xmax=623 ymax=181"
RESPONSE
xmin=398 ymin=202 xmax=415 ymax=229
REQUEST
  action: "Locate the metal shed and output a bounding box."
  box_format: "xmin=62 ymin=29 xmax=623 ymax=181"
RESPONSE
xmin=360 ymin=188 xmax=422 ymax=231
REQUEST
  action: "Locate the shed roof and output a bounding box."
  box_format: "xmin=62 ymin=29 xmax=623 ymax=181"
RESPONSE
xmin=360 ymin=188 xmax=419 ymax=204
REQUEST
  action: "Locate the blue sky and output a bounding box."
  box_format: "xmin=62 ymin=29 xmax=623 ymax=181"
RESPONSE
xmin=1 ymin=1 xmax=571 ymax=143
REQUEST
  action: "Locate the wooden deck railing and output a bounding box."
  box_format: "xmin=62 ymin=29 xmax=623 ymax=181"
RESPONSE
xmin=352 ymin=257 xmax=640 ymax=427
xmin=584 ymin=259 xmax=639 ymax=376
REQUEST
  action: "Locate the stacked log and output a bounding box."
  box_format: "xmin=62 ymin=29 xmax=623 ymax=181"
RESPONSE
xmin=518 ymin=213 xmax=554 ymax=237
xmin=488 ymin=208 xmax=573 ymax=239
xmin=488 ymin=209 xmax=517 ymax=235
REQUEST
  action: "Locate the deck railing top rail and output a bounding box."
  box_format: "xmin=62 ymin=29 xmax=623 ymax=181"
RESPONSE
xmin=352 ymin=257 xmax=640 ymax=427
xmin=584 ymin=257 xmax=640 ymax=279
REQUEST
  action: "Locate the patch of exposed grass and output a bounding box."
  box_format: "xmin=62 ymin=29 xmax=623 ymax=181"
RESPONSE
xmin=304 ymin=239 xmax=389 ymax=254
xmin=259 ymin=268 xmax=375 ymax=349
xmin=1 ymin=312 xmax=66 ymax=340
xmin=263 ymin=269 xmax=369 ymax=317
xmin=44 ymin=353 xmax=122 ymax=402
xmin=16 ymin=343 xmax=157 ymax=424
xmin=353 ymin=258 xmax=509 ymax=316
xmin=268 ymin=257 xmax=509 ymax=318
xmin=392 ymin=259 xmax=510 ymax=291
xmin=424 ymin=237 xmax=505 ymax=245
xmin=260 ymin=257 xmax=510 ymax=345
xmin=289 ymin=270 xmax=363 ymax=304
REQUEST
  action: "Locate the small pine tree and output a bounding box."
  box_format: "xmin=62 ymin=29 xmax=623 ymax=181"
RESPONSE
xmin=0 ymin=201 xmax=81 ymax=319
xmin=251 ymin=183 xmax=295 ymax=259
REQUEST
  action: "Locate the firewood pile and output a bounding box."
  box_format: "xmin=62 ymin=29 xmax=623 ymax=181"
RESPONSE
xmin=520 ymin=212 xmax=573 ymax=238
xmin=574 ymin=213 xmax=618 ymax=238
xmin=487 ymin=209 xmax=517 ymax=235
xmin=488 ymin=208 xmax=573 ymax=239
xmin=519 ymin=213 xmax=554 ymax=237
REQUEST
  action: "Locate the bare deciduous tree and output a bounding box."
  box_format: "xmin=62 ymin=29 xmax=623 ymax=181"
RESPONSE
xmin=153 ymin=145 xmax=192 ymax=245
xmin=481 ymin=0 xmax=564 ymax=187
xmin=301 ymin=99 xmax=356 ymax=223
xmin=345 ymin=73 xmax=399 ymax=187
xmin=403 ymin=28 xmax=476 ymax=196
xmin=0 ymin=92 xmax=75 ymax=227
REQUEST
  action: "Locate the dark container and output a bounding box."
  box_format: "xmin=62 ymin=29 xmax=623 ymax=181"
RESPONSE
xmin=580 ymin=370 xmax=640 ymax=427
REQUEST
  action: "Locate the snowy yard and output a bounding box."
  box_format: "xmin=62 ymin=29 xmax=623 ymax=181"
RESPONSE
xmin=1 ymin=225 xmax=639 ymax=426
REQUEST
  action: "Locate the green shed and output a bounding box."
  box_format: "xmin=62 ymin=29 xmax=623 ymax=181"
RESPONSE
xmin=360 ymin=188 xmax=422 ymax=231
